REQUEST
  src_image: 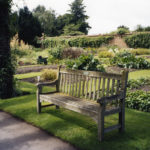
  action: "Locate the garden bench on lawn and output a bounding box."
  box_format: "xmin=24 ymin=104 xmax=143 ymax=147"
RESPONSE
xmin=36 ymin=66 xmax=128 ymax=141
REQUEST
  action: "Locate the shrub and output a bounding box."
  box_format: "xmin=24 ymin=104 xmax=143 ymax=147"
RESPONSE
xmin=110 ymin=51 xmax=150 ymax=69
xmin=49 ymin=46 xmax=63 ymax=59
xmin=127 ymin=78 xmax=150 ymax=90
xmin=117 ymin=28 xmax=129 ymax=36
xmin=130 ymin=48 xmax=150 ymax=55
xmin=41 ymin=69 xmax=57 ymax=81
xmin=98 ymin=51 xmax=114 ymax=58
xmin=125 ymin=33 xmax=150 ymax=48
xmin=126 ymin=91 xmax=150 ymax=112
xmin=62 ymin=47 xmax=84 ymax=59
xmin=65 ymin=54 xmax=105 ymax=72
xmin=43 ymin=36 xmax=113 ymax=48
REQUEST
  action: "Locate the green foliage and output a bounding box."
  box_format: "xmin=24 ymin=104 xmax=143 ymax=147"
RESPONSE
xmin=126 ymin=91 xmax=150 ymax=112
xmin=117 ymin=28 xmax=129 ymax=36
xmin=63 ymin=24 xmax=85 ymax=36
xmin=33 ymin=5 xmax=58 ymax=36
xmin=110 ymin=51 xmax=150 ymax=69
xmin=98 ymin=51 xmax=114 ymax=58
xmin=18 ymin=6 xmax=43 ymax=46
xmin=49 ymin=46 xmax=63 ymax=59
xmin=44 ymin=36 xmax=113 ymax=48
xmin=135 ymin=25 xmax=150 ymax=32
xmin=0 ymin=0 xmax=14 ymax=98
xmin=127 ymin=78 xmax=150 ymax=90
xmin=117 ymin=25 xmax=129 ymax=31
xmin=125 ymin=33 xmax=150 ymax=48
xmin=10 ymin=11 xmax=18 ymax=38
xmin=65 ymin=54 xmax=105 ymax=72
xmin=130 ymin=48 xmax=150 ymax=55
xmin=68 ymin=0 xmax=91 ymax=34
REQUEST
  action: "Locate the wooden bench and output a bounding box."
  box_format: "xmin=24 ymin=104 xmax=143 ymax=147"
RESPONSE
xmin=37 ymin=66 xmax=128 ymax=141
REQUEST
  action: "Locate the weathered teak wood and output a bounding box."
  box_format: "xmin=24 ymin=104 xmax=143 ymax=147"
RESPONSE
xmin=36 ymin=66 xmax=129 ymax=142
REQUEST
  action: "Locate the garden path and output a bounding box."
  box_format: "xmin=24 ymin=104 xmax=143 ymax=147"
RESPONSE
xmin=0 ymin=111 xmax=77 ymax=150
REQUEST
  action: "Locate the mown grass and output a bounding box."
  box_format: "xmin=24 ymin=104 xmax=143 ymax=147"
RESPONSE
xmin=129 ymin=70 xmax=150 ymax=80
xmin=15 ymin=72 xmax=42 ymax=79
xmin=0 ymin=81 xmax=150 ymax=150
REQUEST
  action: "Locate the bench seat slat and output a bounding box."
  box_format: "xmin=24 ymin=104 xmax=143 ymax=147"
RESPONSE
xmin=40 ymin=93 xmax=100 ymax=120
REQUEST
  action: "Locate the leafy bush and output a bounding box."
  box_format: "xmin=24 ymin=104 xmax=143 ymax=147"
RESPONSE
xmin=126 ymin=91 xmax=150 ymax=112
xmin=43 ymin=36 xmax=113 ymax=48
xmin=130 ymin=48 xmax=150 ymax=55
xmin=117 ymin=28 xmax=129 ymax=36
xmin=98 ymin=51 xmax=114 ymax=58
xmin=65 ymin=54 xmax=105 ymax=72
xmin=41 ymin=69 xmax=57 ymax=81
xmin=127 ymin=78 xmax=150 ymax=90
xmin=125 ymin=33 xmax=150 ymax=48
xmin=110 ymin=51 xmax=150 ymax=69
xmin=49 ymin=46 xmax=63 ymax=59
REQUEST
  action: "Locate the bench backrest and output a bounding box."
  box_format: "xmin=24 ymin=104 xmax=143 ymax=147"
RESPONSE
xmin=57 ymin=67 xmax=128 ymax=100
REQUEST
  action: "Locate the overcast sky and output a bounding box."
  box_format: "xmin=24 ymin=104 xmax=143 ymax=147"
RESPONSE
xmin=12 ymin=0 xmax=150 ymax=35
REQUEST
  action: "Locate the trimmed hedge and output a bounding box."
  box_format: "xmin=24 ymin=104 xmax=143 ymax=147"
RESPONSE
xmin=125 ymin=33 xmax=150 ymax=48
xmin=43 ymin=36 xmax=113 ymax=48
xmin=126 ymin=91 xmax=150 ymax=112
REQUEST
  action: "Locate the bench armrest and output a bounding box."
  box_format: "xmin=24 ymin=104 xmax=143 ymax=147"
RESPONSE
xmin=37 ymin=80 xmax=58 ymax=88
xmin=97 ymin=92 xmax=124 ymax=104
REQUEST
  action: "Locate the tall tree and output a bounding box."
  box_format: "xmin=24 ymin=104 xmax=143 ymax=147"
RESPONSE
xmin=68 ymin=0 xmax=90 ymax=34
xmin=0 ymin=0 xmax=14 ymax=98
xmin=10 ymin=11 xmax=19 ymax=38
xmin=33 ymin=5 xmax=57 ymax=36
xmin=18 ymin=6 xmax=42 ymax=46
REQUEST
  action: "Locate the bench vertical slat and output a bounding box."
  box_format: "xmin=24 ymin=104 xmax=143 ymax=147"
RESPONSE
xmin=89 ymin=77 xmax=93 ymax=99
xmin=65 ymin=73 xmax=68 ymax=94
xmin=78 ymin=75 xmax=81 ymax=97
xmin=93 ymin=77 xmax=97 ymax=100
xmin=82 ymin=75 xmax=85 ymax=97
xmin=116 ymin=80 xmax=120 ymax=94
xmin=97 ymin=77 xmax=101 ymax=99
xmin=69 ymin=74 xmax=72 ymax=95
xmin=111 ymin=78 xmax=115 ymax=96
xmin=106 ymin=78 xmax=110 ymax=96
xmin=62 ymin=73 xmax=66 ymax=93
xmin=85 ymin=76 xmax=89 ymax=99
xmin=75 ymin=74 xmax=78 ymax=97
xmin=102 ymin=78 xmax=106 ymax=97
xmin=59 ymin=73 xmax=63 ymax=92
xmin=72 ymin=74 xmax=75 ymax=96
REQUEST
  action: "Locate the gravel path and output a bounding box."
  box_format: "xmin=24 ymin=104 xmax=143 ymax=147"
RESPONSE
xmin=0 ymin=111 xmax=77 ymax=150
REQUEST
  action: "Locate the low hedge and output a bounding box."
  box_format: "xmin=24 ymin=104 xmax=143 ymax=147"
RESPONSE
xmin=126 ymin=91 xmax=150 ymax=112
xmin=125 ymin=33 xmax=150 ymax=48
xmin=42 ymin=36 xmax=113 ymax=48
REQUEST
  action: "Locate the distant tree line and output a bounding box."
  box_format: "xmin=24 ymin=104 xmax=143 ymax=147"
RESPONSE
xmin=10 ymin=0 xmax=91 ymax=46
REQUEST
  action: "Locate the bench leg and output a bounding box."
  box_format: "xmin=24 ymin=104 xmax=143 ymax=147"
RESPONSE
xmin=37 ymin=100 xmax=41 ymax=113
xmin=37 ymin=87 xmax=42 ymax=113
xmin=119 ymin=98 xmax=125 ymax=132
xmin=98 ymin=104 xmax=105 ymax=141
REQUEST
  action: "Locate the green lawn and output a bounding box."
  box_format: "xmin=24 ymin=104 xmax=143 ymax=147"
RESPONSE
xmin=15 ymin=72 xmax=42 ymax=79
xmin=129 ymin=70 xmax=150 ymax=80
xmin=0 ymin=82 xmax=150 ymax=150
